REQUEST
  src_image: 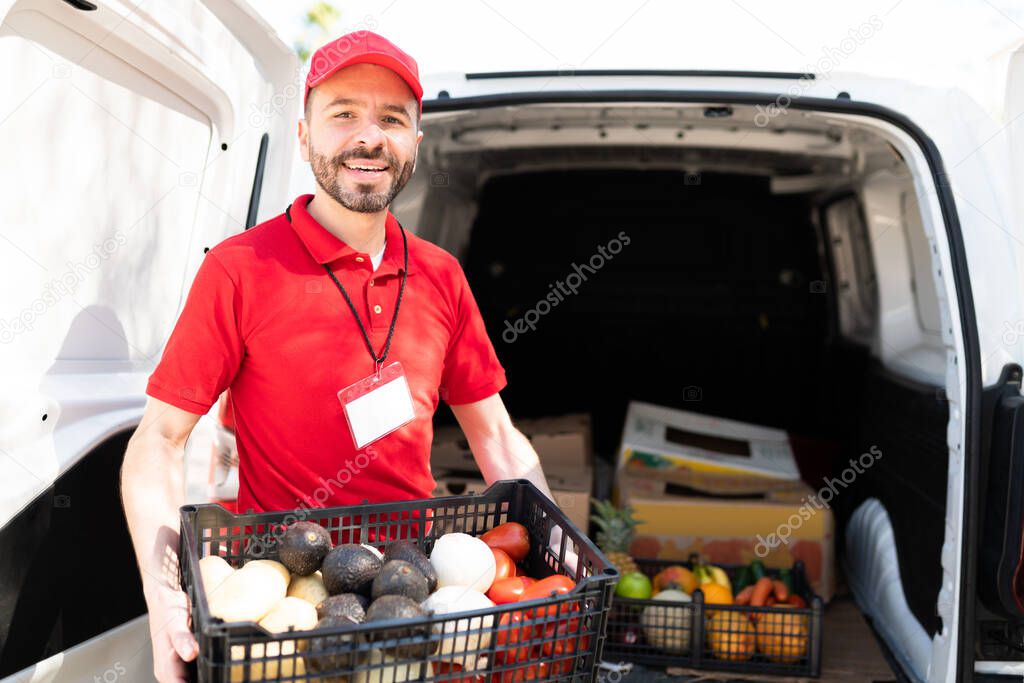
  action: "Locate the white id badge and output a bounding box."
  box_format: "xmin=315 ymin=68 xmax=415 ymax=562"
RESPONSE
xmin=338 ymin=361 xmax=416 ymax=449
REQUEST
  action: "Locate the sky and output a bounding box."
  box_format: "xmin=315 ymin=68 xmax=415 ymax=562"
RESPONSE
xmin=248 ymin=0 xmax=1024 ymax=119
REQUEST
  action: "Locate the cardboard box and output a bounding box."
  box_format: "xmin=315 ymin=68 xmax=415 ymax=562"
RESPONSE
xmin=617 ymin=402 xmax=802 ymax=495
xmin=432 ymin=469 xmax=591 ymax=533
xmin=431 ymin=414 xmax=594 ymax=532
xmin=616 ymin=477 xmax=835 ymax=602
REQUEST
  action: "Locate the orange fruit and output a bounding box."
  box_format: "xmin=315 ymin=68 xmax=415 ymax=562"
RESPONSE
xmin=708 ymin=611 xmax=755 ymax=661
xmin=699 ymin=582 xmax=733 ymax=606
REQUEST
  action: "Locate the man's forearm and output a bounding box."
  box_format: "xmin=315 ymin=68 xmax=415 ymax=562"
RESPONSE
xmin=121 ymin=431 xmax=188 ymax=594
xmin=467 ymin=421 xmax=553 ymax=500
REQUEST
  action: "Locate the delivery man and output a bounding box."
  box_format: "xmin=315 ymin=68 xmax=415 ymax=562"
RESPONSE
xmin=121 ymin=32 xmax=556 ymax=683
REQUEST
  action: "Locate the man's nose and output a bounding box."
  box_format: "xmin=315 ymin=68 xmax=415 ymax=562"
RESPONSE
xmin=355 ymin=122 xmax=387 ymax=150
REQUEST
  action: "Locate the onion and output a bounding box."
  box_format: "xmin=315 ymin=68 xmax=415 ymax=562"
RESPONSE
xmin=429 ymin=533 xmax=496 ymax=593
xmin=421 ymin=586 xmax=494 ymax=669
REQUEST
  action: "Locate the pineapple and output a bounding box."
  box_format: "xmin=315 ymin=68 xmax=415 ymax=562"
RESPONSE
xmin=591 ymin=498 xmax=641 ymax=575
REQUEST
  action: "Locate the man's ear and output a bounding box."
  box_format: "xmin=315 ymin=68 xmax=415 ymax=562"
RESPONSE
xmin=298 ymin=118 xmax=310 ymax=163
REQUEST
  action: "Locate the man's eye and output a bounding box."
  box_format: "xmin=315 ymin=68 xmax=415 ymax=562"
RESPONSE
xmin=334 ymin=111 xmax=353 ymax=118
xmin=384 ymin=116 xmax=402 ymax=124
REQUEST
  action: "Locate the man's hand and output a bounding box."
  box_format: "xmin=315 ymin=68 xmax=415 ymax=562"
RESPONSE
xmin=145 ymin=580 xmax=198 ymax=683
xmin=121 ymin=397 xmax=202 ymax=682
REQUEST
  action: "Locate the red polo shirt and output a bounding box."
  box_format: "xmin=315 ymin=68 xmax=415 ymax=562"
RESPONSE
xmin=146 ymin=194 xmax=506 ymax=513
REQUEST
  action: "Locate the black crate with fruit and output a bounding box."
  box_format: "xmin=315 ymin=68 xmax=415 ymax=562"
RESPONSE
xmin=603 ymin=554 xmax=824 ymax=677
xmin=180 ymin=480 xmax=617 ymax=682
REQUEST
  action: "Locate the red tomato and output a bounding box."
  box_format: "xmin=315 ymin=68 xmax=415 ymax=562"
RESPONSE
xmin=480 ymin=522 xmax=530 ymax=562
xmin=487 ymin=576 xmax=536 ymax=604
xmin=432 ymin=661 xmax=485 ymax=683
xmin=492 ymin=547 xmax=516 ymax=582
xmin=518 ymin=575 xmax=574 ymax=614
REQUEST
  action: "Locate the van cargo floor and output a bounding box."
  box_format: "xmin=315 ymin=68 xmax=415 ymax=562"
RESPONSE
xmin=616 ymin=597 xmax=894 ymax=682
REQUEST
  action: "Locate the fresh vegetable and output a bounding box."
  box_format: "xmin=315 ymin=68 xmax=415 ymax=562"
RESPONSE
xmin=755 ymin=606 xmax=809 ymax=663
xmin=779 ymin=567 xmax=794 ymax=593
xmin=304 ymin=615 xmax=358 ymax=676
xmin=518 ymin=574 xmax=576 ymax=619
xmin=353 ymin=649 xmax=423 ymax=683
xmin=383 ymin=540 xmax=438 ymax=592
xmin=198 ymin=555 xmax=234 ymax=595
xmin=278 ymin=521 xmax=332 ymax=576
xmin=208 ymin=561 xmax=287 ymax=623
xmin=480 ymin=522 xmax=530 ymax=562
xmin=316 ymin=593 xmax=366 ymax=622
xmin=364 ymin=595 xmax=435 ymax=658
xmin=787 ymin=594 xmax=807 ymax=608
xmin=749 ymin=560 xmax=766 ymax=581
xmin=772 ymin=579 xmax=789 ymax=603
xmin=229 ymin=596 xmax=318 ymax=681
xmin=732 ymin=564 xmax=753 ymax=592
xmin=639 ymin=590 xmax=692 ymax=654
xmin=287 ymin=571 xmax=328 ymax=607
xmin=431 ymin=533 xmax=497 ymax=593
xmin=708 ymin=611 xmax=755 ymax=661
xmin=371 ymin=560 xmax=430 ymax=602
xmin=590 ymin=499 xmax=641 ymax=574
xmin=259 ymin=596 xmax=319 ymax=634
xmin=749 ymin=577 xmax=775 ymax=608
xmin=615 ymin=571 xmax=653 ymax=600
xmin=734 ymin=585 xmax=754 ymax=606
xmin=652 ymin=565 xmax=698 ymax=594
xmin=491 ymin=547 xmax=517 ymax=581
xmin=243 ymin=559 xmax=291 ymax=588
xmin=487 ymin=576 xmax=536 ymax=604
xmin=421 ymin=586 xmax=495 ymax=669
xmin=321 ymin=544 xmax=382 ymax=596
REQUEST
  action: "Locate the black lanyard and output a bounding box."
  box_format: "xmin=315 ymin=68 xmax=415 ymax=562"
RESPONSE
xmin=286 ymin=204 xmax=409 ymax=374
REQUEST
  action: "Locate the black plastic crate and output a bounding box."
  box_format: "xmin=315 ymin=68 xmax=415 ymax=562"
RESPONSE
xmin=603 ymin=558 xmax=824 ymax=677
xmin=180 ymin=480 xmax=617 ymax=682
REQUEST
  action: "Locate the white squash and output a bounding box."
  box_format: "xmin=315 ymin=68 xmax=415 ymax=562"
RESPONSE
xmin=287 ymin=571 xmax=329 ymax=606
xmin=420 ymin=586 xmax=494 ymax=670
xmin=429 ymin=533 xmax=495 ymax=593
xmin=198 ymin=555 xmax=235 ymax=596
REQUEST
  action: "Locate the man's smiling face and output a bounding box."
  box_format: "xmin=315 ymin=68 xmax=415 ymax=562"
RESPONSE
xmin=300 ymin=63 xmax=423 ymax=214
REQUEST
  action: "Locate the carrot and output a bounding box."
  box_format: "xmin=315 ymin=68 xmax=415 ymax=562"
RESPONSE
xmin=787 ymin=594 xmax=807 ymax=608
xmin=765 ymin=595 xmax=777 ymax=606
xmin=750 ymin=577 xmax=774 ymax=607
xmin=772 ymin=579 xmax=789 ymax=602
xmin=735 ymin=585 xmax=755 ymax=605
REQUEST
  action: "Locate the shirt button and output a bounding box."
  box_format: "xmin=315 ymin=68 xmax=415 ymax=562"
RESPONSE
xmin=373 ymin=304 xmax=382 ymax=314
xmin=355 ymin=256 xmax=365 ymax=263
xmin=369 ymin=279 xmax=375 ymax=287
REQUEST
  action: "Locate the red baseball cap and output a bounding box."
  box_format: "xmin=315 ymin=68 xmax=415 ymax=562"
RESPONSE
xmin=304 ymin=31 xmax=423 ymax=114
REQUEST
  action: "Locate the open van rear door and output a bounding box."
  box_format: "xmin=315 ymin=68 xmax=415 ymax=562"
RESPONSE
xmin=0 ymin=0 xmax=297 ymax=679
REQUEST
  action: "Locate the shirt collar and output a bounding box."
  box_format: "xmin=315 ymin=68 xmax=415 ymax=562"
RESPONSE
xmin=288 ymin=194 xmax=412 ymax=276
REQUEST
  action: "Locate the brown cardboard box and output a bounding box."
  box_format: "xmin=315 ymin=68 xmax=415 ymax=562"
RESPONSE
xmin=616 ymin=474 xmax=835 ymax=602
xmin=431 ymin=414 xmax=594 ymax=532
xmin=432 ymin=469 xmax=591 ymax=532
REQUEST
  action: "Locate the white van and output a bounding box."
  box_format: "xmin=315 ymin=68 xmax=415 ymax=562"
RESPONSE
xmin=2 ymin=1 xmax=1024 ymax=681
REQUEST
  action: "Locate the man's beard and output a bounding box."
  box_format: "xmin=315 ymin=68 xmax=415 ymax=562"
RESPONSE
xmin=310 ymin=143 xmax=415 ymax=213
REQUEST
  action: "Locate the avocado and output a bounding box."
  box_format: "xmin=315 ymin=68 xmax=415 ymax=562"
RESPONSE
xmin=304 ymin=615 xmax=358 ymax=676
xmin=364 ymin=594 xmax=436 ymax=657
xmin=383 ymin=540 xmax=438 ymax=592
xmin=316 ymin=593 xmax=367 ymax=623
xmin=278 ymin=521 xmax=332 ymax=576
xmin=321 ymin=544 xmax=382 ymax=596
xmin=371 ymin=560 xmax=429 ymax=602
